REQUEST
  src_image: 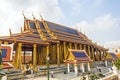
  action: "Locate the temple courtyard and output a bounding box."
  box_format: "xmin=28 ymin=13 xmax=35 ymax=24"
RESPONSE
xmin=24 ymin=66 xmax=118 ymax=80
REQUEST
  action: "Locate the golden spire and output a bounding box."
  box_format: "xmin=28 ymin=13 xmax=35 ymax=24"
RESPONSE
xmin=32 ymin=12 xmax=36 ymax=20
xmin=22 ymin=11 xmax=26 ymax=19
xmin=39 ymin=12 xmax=44 ymax=21
xmin=95 ymin=42 xmax=97 ymax=44
xmin=9 ymin=28 xmax=12 ymax=36
xmin=90 ymin=39 xmax=92 ymax=42
xmin=21 ymin=27 xmax=23 ymax=33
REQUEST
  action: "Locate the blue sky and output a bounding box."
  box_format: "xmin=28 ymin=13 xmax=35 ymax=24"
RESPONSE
xmin=0 ymin=0 xmax=120 ymax=50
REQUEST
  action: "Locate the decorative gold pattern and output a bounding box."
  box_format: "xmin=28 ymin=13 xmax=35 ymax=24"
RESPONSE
xmin=40 ymin=15 xmax=57 ymax=40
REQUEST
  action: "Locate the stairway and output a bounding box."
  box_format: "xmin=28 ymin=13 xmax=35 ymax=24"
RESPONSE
xmin=37 ymin=65 xmax=67 ymax=76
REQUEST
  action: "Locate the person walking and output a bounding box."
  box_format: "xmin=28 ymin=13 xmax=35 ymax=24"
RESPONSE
xmin=51 ymin=71 xmax=54 ymax=78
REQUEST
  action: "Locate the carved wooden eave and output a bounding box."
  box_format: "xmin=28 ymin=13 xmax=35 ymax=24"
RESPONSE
xmin=0 ymin=30 xmax=49 ymax=45
xmin=40 ymin=17 xmax=57 ymax=40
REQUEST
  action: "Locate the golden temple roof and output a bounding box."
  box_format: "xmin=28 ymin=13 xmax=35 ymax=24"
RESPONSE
xmin=0 ymin=17 xmax=108 ymax=51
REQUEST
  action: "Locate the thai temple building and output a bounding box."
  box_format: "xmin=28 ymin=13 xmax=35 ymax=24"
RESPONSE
xmin=0 ymin=14 xmax=108 ymax=73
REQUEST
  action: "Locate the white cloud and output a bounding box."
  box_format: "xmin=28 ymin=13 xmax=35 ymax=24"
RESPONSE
xmin=72 ymin=3 xmax=81 ymax=15
xmin=75 ymin=14 xmax=120 ymax=50
xmin=76 ymin=21 xmax=88 ymax=33
xmin=0 ymin=0 xmax=64 ymax=36
xmin=104 ymin=41 xmax=120 ymax=51
xmin=63 ymin=0 xmax=81 ymax=15
xmin=94 ymin=14 xmax=118 ymax=29
xmin=75 ymin=13 xmax=119 ymax=32
xmin=93 ymin=0 xmax=103 ymax=7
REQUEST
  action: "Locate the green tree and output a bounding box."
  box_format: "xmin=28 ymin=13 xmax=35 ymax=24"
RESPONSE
xmin=113 ymin=59 xmax=120 ymax=69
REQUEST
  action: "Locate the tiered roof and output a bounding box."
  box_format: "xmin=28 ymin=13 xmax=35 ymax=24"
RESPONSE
xmin=103 ymin=52 xmax=118 ymax=61
xmin=0 ymin=16 xmax=107 ymax=51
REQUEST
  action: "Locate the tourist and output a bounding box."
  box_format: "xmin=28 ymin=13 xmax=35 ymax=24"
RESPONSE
xmin=96 ymin=66 xmax=99 ymax=71
xmin=108 ymin=67 xmax=113 ymax=72
xmin=98 ymin=67 xmax=101 ymax=72
xmin=51 ymin=71 xmax=54 ymax=78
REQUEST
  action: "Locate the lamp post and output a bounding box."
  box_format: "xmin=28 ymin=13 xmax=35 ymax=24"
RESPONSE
xmin=46 ymin=56 xmax=50 ymax=80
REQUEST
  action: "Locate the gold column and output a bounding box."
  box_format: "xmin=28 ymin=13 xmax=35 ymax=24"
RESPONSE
xmin=52 ymin=44 xmax=56 ymax=64
xmin=46 ymin=45 xmax=49 ymax=57
xmin=97 ymin=50 xmax=100 ymax=61
xmin=99 ymin=50 xmax=101 ymax=61
xmin=66 ymin=43 xmax=69 ymax=60
xmin=57 ymin=44 xmax=60 ymax=66
xmin=98 ymin=50 xmax=100 ymax=61
xmin=88 ymin=45 xmax=90 ymax=57
xmin=75 ymin=43 xmax=77 ymax=49
xmin=4 ymin=41 xmax=8 ymax=44
xmin=92 ymin=47 xmax=95 ymax=61
xmin=103 ymin=51 xmax=105 ymax=58
xmin=83 ymin=45 xmax=86 ymax=51
xmin=69 ymin=43 xmax=72 ymax=49
xmin=0 ymin=41 xmax=2 ymax=44
xmin=63 ymin=42 xmax=66 ymax=59
xmin=101 ymin=51 xmax=104 ymax=59
xmin=33 ymin=44 xmax=37 ymax=70
xmin=103 ymin=51 xmax=107 ymax=58
xmin=49 ymin=45 xmax=52 ymax=63
xmin=15 ymin=44 xmax=18 ymax=67
xmin=43 ymin=46 xmax=46 ymax=64
xmin=96 ymin=48 xmax=99 ymax=61
xmin=59 ymin=44 xmax=62 ymax=63
xmin=80 ymin=44 xmax=82 ymax=50
xmin=99 ymin=50 xmax=102 ymax=61
xmin=16 ymin=43 xmax=22 ymax=69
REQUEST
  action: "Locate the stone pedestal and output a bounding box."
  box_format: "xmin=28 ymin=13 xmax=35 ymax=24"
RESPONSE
xmin=67 ymin=63 xmax=70 ymax=72
xmin=74 ymin=64 xmax=78 ymax=74
xmin=87 ymin=62 xmax=90 ymax=71
xmin=81 ymin=63 xmax=85 ymax=72
xmin=105 ymin=60 xmax=108 ymax=67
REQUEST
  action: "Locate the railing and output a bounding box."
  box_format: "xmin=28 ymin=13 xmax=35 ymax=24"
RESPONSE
xmin=103 ymin=71 xmax=113 ymax=77
xmin=36 ymin=66 xmax=67 ymax=76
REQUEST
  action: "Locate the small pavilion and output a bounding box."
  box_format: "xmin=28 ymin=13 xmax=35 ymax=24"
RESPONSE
xmin=65 ymin=49 xmax=92 ymax=74
xmin=103 ymin=52 xmax=118 ymax=67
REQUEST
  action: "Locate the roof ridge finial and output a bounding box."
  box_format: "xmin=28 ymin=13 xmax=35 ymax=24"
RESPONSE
xmin=32 ymin=12 xmax=36 ymax=20
xmin=84 ymin=31 xmax=85 ymax=35
xmin=22 ymin=11 xmax=26 ymax=19
xmin=9 ymin=28 xmax=12 ymax=36
xmin=21 ymin=27 xmax=23 ymax=33
xmin=39 ymin=12 xmax=44 ymax=20
xmin=75 ymin=26 xmax=78 ymax=30
xmin=79 ymin=28 xmax=81 ymax=32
